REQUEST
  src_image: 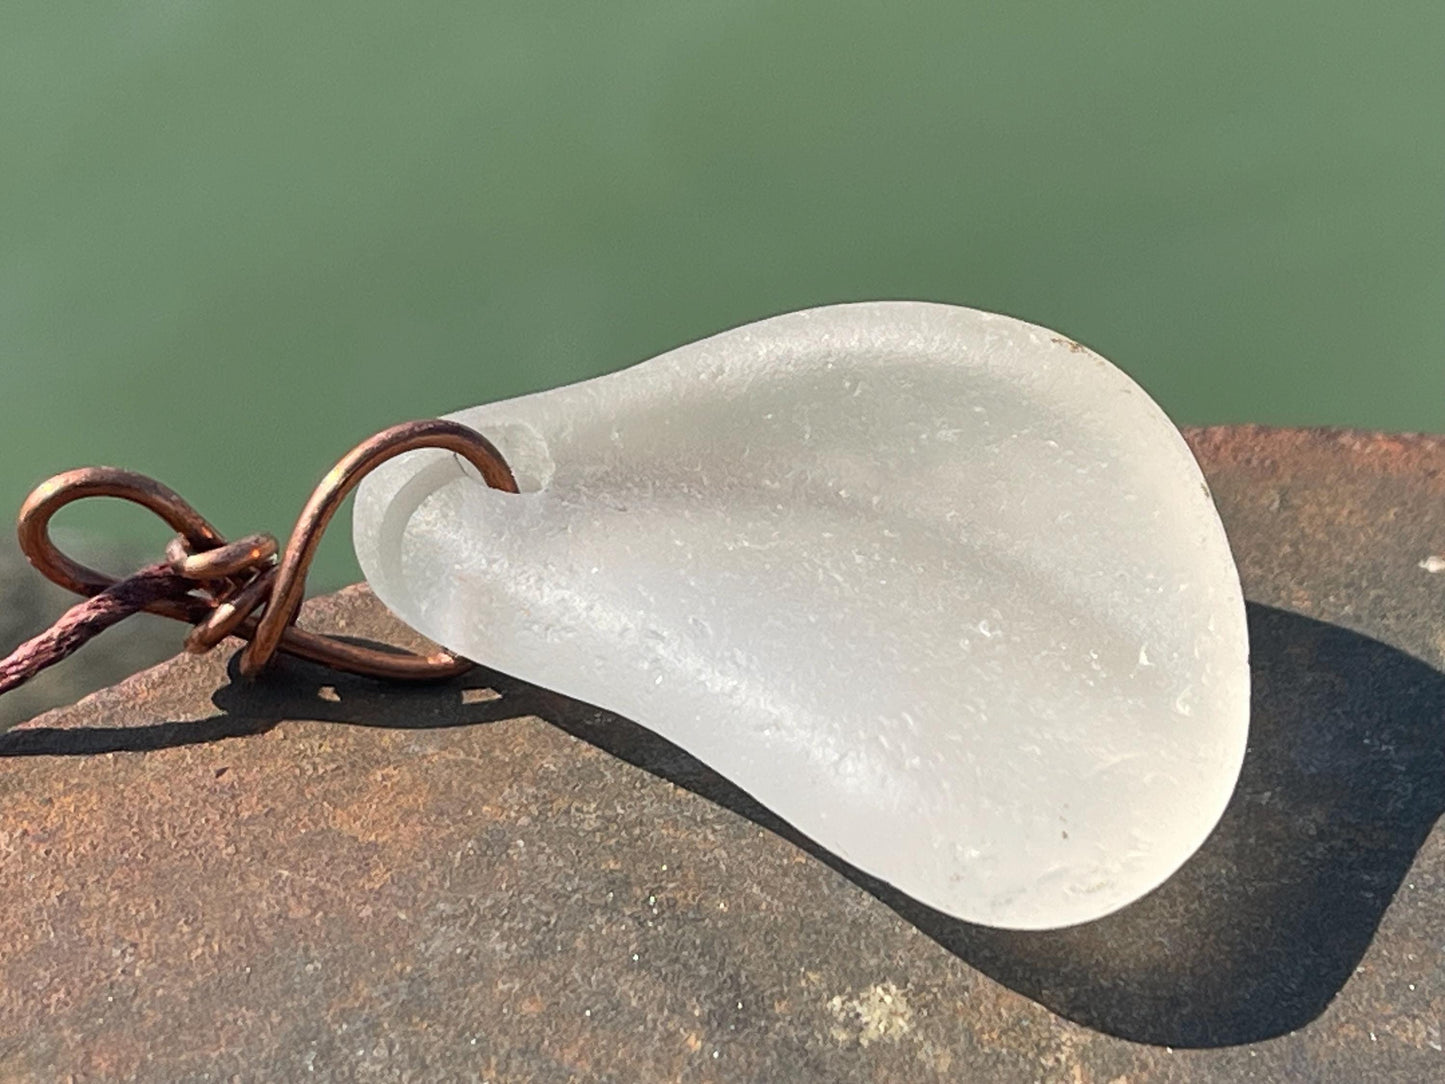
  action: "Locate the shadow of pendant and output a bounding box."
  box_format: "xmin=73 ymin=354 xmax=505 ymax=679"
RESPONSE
xmin=3 ymin=601 xmax=1439 ymax=1048
xmin=913 ymin=602 xmax=1445 ymax=1046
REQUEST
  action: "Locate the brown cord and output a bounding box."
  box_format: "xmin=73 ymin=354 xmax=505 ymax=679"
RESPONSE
xmin=0 ymin=562 xmax=197 ymax=697
xmin=0 ymin=419 xmax=519 ymax=702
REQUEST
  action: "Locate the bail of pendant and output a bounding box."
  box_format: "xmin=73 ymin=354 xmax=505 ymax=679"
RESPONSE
xmin=12 ymin=419 xmax=519 ymax=683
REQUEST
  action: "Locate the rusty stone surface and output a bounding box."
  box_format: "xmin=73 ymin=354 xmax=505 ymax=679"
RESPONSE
xmin=2 ymin=424 xmax=1444 ymax=1082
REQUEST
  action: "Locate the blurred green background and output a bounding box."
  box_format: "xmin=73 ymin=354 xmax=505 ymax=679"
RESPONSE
xmin=3 ymin=1 xmax=1443 ymax=593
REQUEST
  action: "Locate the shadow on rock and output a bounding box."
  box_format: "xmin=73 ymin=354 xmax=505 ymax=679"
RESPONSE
xmin=897 ymin=603 xmax=1445 ymax=1046
xmin=2 ymin=603 xmax=1440 ymax=1047
xmin=0 ymin=646 xmax=548 ymax=755
xmin=520 ymin=602 xmax=1445 ymax=1047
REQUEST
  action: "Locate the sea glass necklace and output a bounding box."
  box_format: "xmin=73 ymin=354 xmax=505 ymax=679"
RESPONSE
xmin=0 ymin=302 xmax=1250 ymax=931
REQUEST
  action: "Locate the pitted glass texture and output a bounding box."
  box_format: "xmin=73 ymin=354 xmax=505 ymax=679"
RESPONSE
xmin=353 ymin=302 xmax=1250 ymax=929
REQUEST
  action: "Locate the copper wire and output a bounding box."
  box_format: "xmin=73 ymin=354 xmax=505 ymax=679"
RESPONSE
xmin=9 ymin=419 xmax=518 ymax=685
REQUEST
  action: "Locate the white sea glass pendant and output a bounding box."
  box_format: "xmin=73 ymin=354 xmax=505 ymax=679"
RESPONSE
xmin=352 ymin=302 xmax=1249 ymax=930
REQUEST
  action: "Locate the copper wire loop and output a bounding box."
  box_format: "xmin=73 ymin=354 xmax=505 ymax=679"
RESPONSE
xmin=15 ymin=419 xmax=520 ymax=681
xmin=184 ymin=564 xmax=278 ymax=655
xmin=165 ymin=532 xmax=278 ymax=581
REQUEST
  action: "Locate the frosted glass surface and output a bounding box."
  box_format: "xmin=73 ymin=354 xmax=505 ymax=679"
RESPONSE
xmin=353 ymin=302 xmax=1250 ymax=929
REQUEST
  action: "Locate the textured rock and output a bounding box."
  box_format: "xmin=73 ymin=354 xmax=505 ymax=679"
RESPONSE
xmin=2 ymin=425 xmax=1444 ymax=1082
xmin=354 ymin=302 xmax=1249 ymax=929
